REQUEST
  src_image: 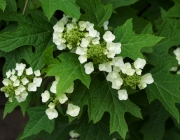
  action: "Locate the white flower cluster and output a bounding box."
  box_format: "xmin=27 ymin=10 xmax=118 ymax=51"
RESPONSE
xmin=106 ymin=58 xmax=154 ymax=100
xmin=41 ymin=77 xmax=80 ymax=120
xmin=53 ymin=15 xmax=121 ymax=75
xmin=1 ymin=63 xmax=42 ymax=103
xmin=69 ymin=130 xmax=80 ymax=140
xmin=53 ymin=15 xmax=154 ymax=101
xmin=170 ymin=47 xmax=180 ymax=74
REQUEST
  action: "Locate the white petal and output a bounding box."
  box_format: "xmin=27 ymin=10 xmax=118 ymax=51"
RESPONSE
xmin=26 ymin=67 xmax=33 ymax=75
xmin=34 ymin=70 xmax=41 ymax=76
xmin=118 ymin=89 xmax=128 ymax=100
xmin=41 ymin=90 xmax=50 ymax=103
xmin=58 ymin=93 xmax=68 ymax=104
xmin=66 ymin=104 xmax=80 ymax=117
xmin=78 ymin=55 xmax=87 ymax=64
xmin=46 ymin=108 xmax=58 ymax=120
xmin=103 ymin=31 xmax=115 ymax=43
xmin=99 ymin=62 xmax=112 ymax=72
xmin=84 ymin=62 xmax=94 ymax=74
xmin=134 ymin=58 xmax=146 ymax=69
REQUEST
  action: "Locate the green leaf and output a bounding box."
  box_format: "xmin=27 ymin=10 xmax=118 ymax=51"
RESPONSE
xmin=140 ymin=101 xmax=169 ymax=140
xmin=46 ymin=52 xmax=91 ymax=96
xmin=101 ymin=0 xmax=138 ymax=9
xmin=0 ymin=10 xmax=54 ymax=70
xmin=5 ymin=0 xmax=17 ymax=12
xmin=146 ymin=19 xmax=180 ymax=66
xmin=20 ymin=106 xmax=55 ymax=139
xmin=76 ymin=0 xmax=113 ymax=26
xmin=3 ymin=95 xmax=31 ymax=118
xmin=41 ymin=0 xmax=80 ymax=20
xmin=161 ymin=0 xmax=180 ymax=18
xmin=114 ymin=19 xmax=163 ymax=60
xmin=42 ymin=45 xmax=60 ymax=66
xmin=146 ymin=63 xmax=180 ymax=121
xmin=76 ymin=116 xmax=113 ymax=140
xmin=88 ymin=79 xmax=142 ymax=139
xmin=0 ymin=46 xmax=33 ymax=76
xmin=0 ymin=0 xmax=6 ymax=11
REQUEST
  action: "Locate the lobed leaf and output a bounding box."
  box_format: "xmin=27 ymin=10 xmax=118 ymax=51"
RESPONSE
xmin=20 ymin=106 xmax=55 ymax=139
xmin=41 ymin=0 xmax=80 ymax=20
xmin=46 ymin=52 xmax=91 ymax=96
xmin=76 ymin=0 xmax=113 ymax=26
xmin=114 ymin=19 xmax=163 ymax=60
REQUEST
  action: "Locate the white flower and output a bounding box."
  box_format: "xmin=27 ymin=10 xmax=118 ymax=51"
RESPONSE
xmin=66 ymin=103 xmax=80 ymax=117
xmin=50 ymin=81 xmax=58 ymax=94
xmin=134 ymin=58 xmax=146 ymax=69
xmin=26 ymin=67 xmax=33 ymax=75
xmin=135 ymin=69 xmax=142 ymax=75
xmin=80 ymin=38 xmax=90 ymax=48
xmin=58 ymin=93 xmax=68 ymax=104
xmin=86 ymin=21 xmax=94 ymax=31
xmin=174 ymin=48 xmax=180 ymax=57
xmin=99 ymin=62 xmax=112 ymax=72
xmin=111 ymin=78 xmax=123 ymax=90
xmin=13 ymin=79 xmax=20 ymax=87
xmin=11 ymin=69 xmax=15 ymax=75
xmin=15 ymin=88 xmax=21 ymax=95
xmin=45 ymin=108 xmax=58 ymax=120
xmin=118 ymin=89 xmax=128 ymax=100
xmin=33 ymin=77 xmax=42 ymax=87
xmin=103 ymin=31 xmax=115 ymax=43
xmin=28 ymin=83 xmax=37 ymax=92
xmin=88 ymin=29 xmax=98 ymax=38
xmin=106 ymin=42 xmax=121 ymax=54
xmin=41 ymin=90 xmax=50 ymax=103
xmin=78 ymin=21 xmax=86 ymax=31
xmin=138 ymin=73 xmax=154 ymax=89
xmin=113 ymin=66 xmax=121 ymax=72
xmin=106 ymin=71 xmax=119 ymax=81
xmin=57 ymin=43 xmax=66 ymax=50
xmin=170 ymin=67 xmax=178 ymax=72
xmin=10 ymin=75 xmax=17 ymax=82
xmin=15 ymin=91 xmax=28 ymax=102
xmin=21 ymin=77 xmax=29 ymax=85
xmin=18 ymin=85 xmax=26 ymax=92
xmin=75 ymin=47 xmax=87 ymax=55
xmin=121 ymin=63 xmax=135 ymax=76
xmin=112 ymin=57 xmax=124 ymax=68
xmin=103 ymin=21 xmax=109 ymax=30
xmin=65 ymin=82 xmax=74 ymax=93
xmin=84 ymin=62 xmax=94 ymax=74
xmin=66 ymin=23 xmax=75 ymax=31
xmin=78 ymin=55 xmax=87 ymax=64
xmin=107 ymin=51 xmax=116 ymax=58
xmin=15 ymin=63 xmax=26 ymax=72
xmin=92 ymin=38 xmax=100 ymax=45
xmin=69 ymin=130 xmax=80 ymax=138
xmin=53 ymin=21 xmax=64 ymax=32
xmin=2 ymin=79 xmax=11 ymax=86
xmin=34 ymin=70 xmax=41 ymax=76
xmin=6 ymin=70 xmax=11 ymax=78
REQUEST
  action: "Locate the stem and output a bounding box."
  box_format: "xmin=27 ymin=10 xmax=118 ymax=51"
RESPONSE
xmin=23 ymin=0 xmax=29 ymax=14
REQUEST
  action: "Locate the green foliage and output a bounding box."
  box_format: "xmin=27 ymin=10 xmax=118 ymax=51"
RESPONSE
xmin=114 ymin=19 xmax=163 ymax=60
xmin=1 ymin=0 xmax=180 ymax=139
xmin=46 ymin=52 xmax=91 ymax=96
xmin=101 ymin=0 xmax=138 ymax=9
xmin=20 ymin=106 xmax=55 ymax=139
xmin=76 ymin=0 xmax=113 ymax=26
xmin=0 ymin=10 xmax=54 ymax=70
xmin=41 ymin=0 xmax=80 ymax=20
xmin=0 ymin=46 xmax=33 ymax=76
xmin=140 ymin=101 xmax=169 ymax=140
xmin=146 ymin=63 xmax=180 ymax=121
xmin=87 ymin=79 xmax=142 ymax=139
xmin=0 ymin=0 xmax=6 ymax=11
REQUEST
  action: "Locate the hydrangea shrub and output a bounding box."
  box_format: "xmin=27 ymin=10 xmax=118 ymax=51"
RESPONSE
xmin=0 ymin=0 xmax=180 ymax=139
